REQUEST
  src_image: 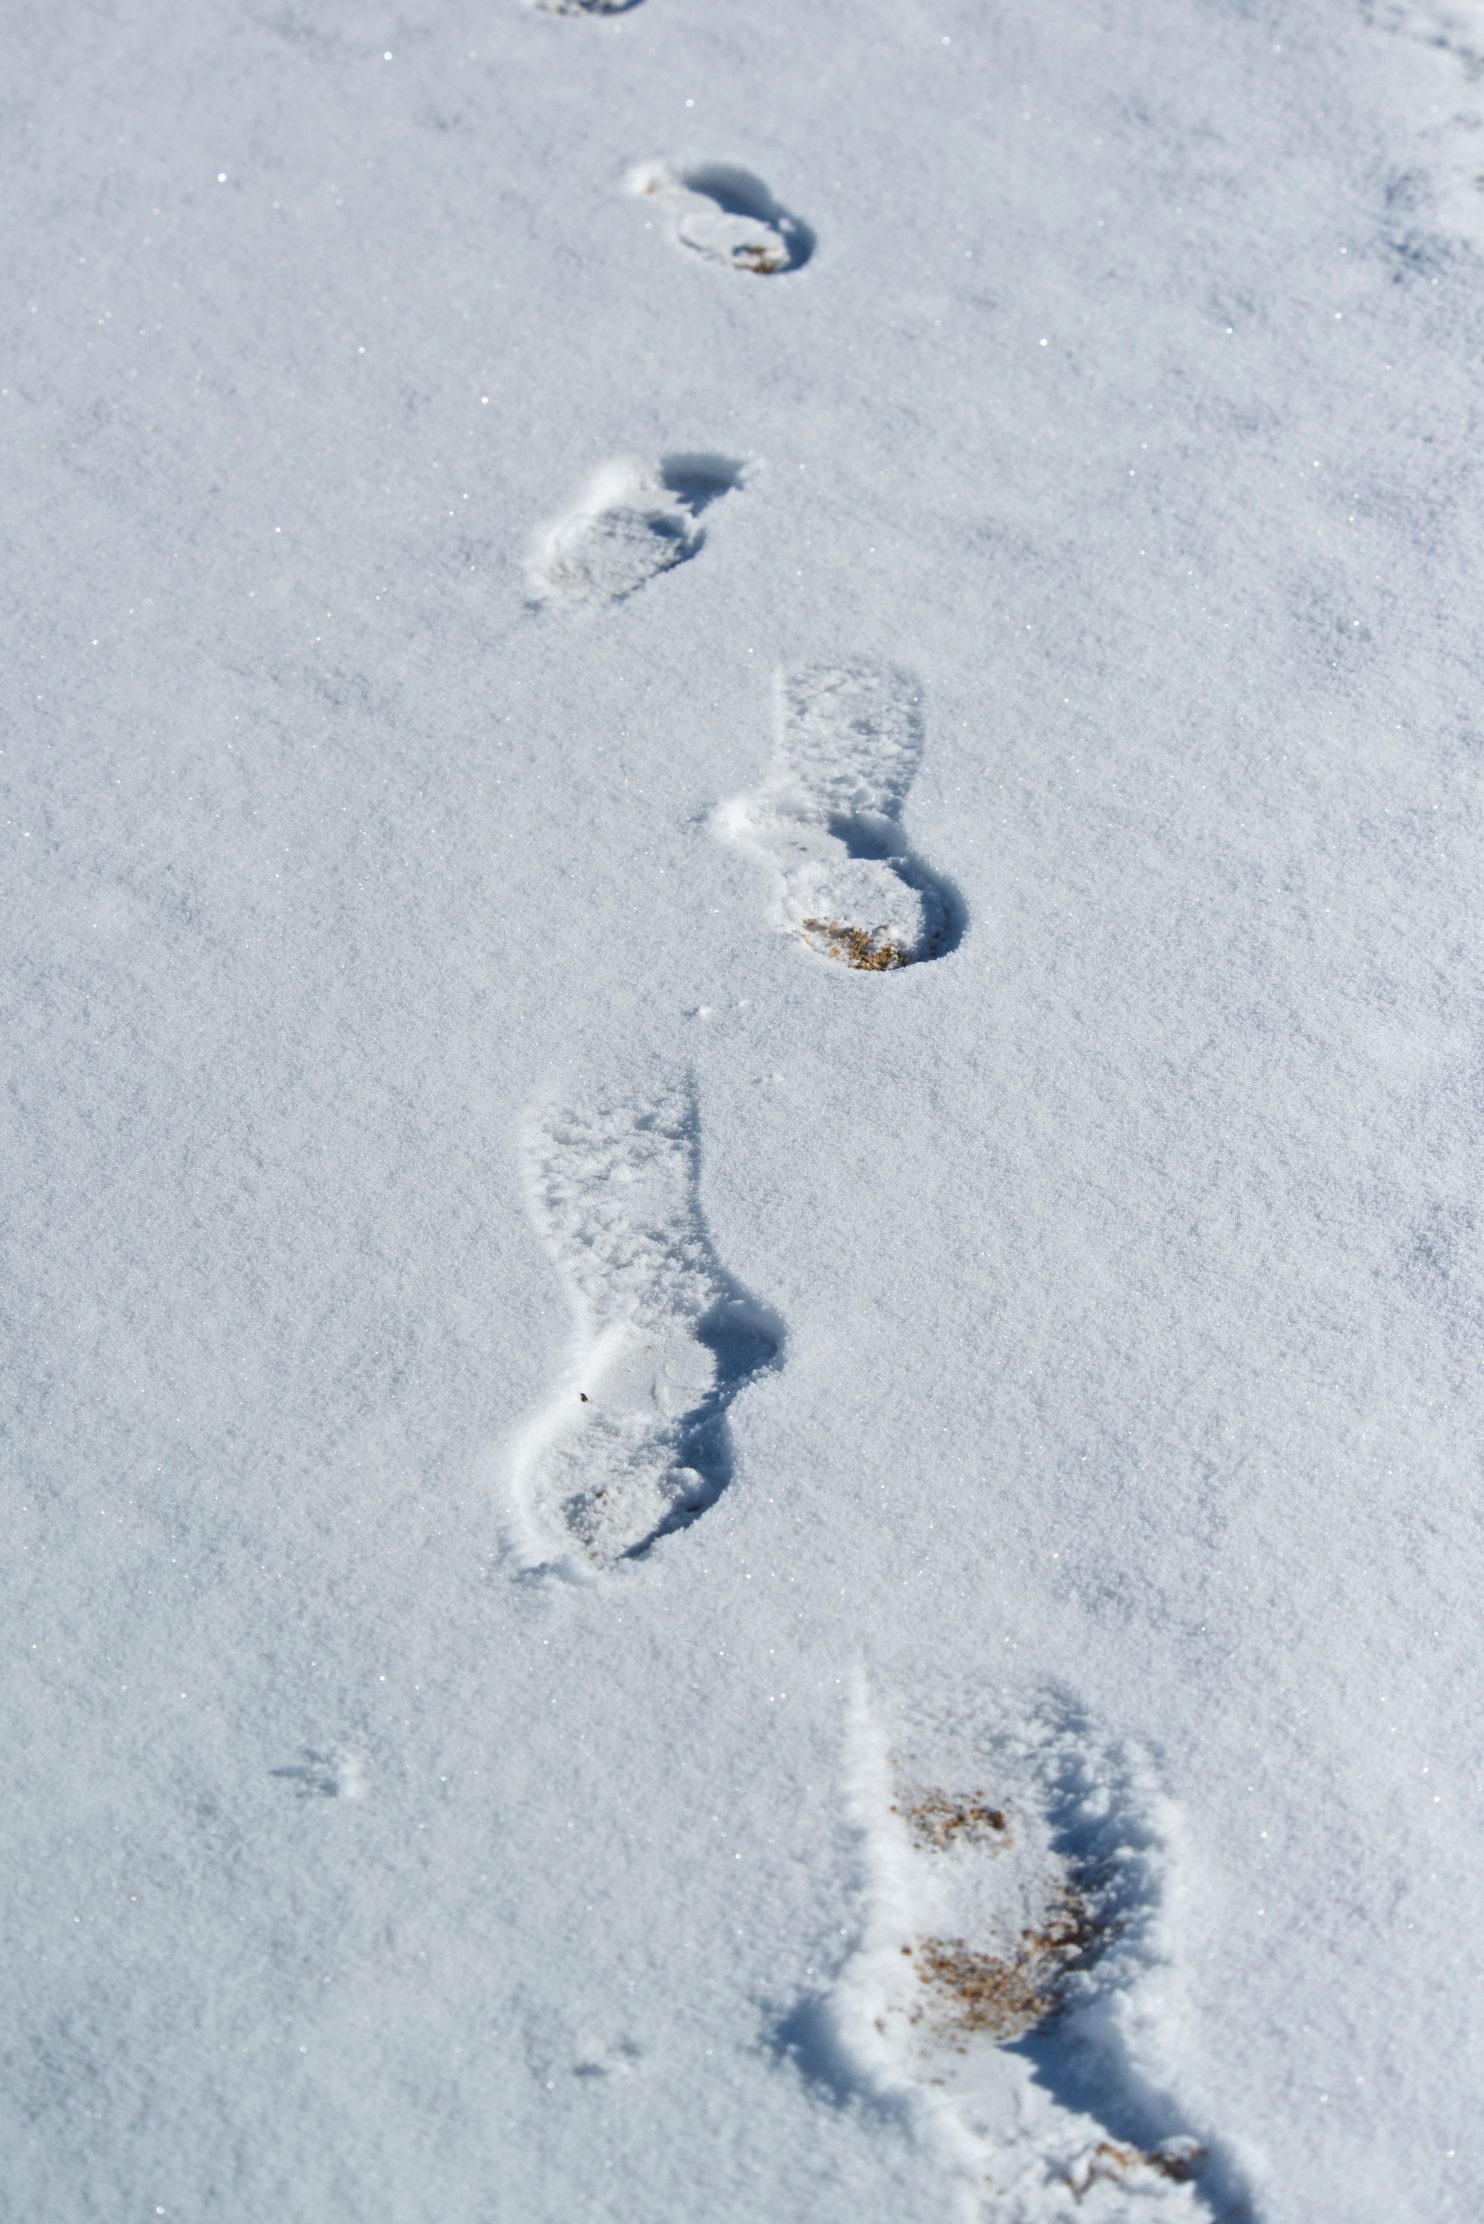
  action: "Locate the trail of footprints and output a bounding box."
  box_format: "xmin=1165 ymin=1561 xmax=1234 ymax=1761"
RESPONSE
xmin=507 ymin=6 xmax=1249 ymax=2210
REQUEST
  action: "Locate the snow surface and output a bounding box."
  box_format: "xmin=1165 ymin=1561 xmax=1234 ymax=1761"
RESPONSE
xmin=5 ymin=0 xmax=1484 ymax=2218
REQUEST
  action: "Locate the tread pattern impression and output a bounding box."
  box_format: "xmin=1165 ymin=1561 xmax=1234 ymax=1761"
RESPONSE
xmin=528 ymin=454 xmax=744 ymax=607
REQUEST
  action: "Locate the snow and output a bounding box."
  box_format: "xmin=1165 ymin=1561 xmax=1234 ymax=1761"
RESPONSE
xmin=4 ymin=0 xmax=1482 ymax=2219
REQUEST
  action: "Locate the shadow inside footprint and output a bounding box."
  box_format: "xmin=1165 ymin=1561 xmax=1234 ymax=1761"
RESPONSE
xmin=540 ymin=1293 xmax=782 ymax=1568
xmin=804 ymin=809 xmax=966 ymax=969
xmin=660 ymin=452 xmax=747 ymax=513
xmin=632 ymin=1296 xmax=783 ymax=1553
xmin=992 ymin=1712 xmax=1253 ymax=2217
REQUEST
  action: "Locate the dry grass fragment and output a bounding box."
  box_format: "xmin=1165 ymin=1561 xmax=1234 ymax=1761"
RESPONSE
xmin=802 ymin=917 xmax=913 ymax=970
xmin=894 ymin=1787 xmax=1009 ymax=1852
xmin=1066 ymin=2138 xmax=1206 ymax=2198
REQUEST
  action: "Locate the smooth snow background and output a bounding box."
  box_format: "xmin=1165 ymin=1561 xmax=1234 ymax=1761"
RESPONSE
xmin=4 ymin=0 xmax=1482 ymax=2217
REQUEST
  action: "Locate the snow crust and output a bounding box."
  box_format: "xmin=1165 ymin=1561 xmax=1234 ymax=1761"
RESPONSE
xmin=4 ymin=1 xmax=1483 ymax=2219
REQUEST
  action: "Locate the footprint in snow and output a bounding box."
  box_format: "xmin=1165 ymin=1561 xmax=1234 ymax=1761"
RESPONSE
xmin=627 ymin=161 xmax=813 ymax=275
xmin=717 ymin=662 xmax=962 ymax=971
xmin=791 ymin=1682 xmax=1250 ymax=2222
xmin=508 ymin=1076 xmax=781 ymax=1569
xmin=271 ymin=1747 xmax=366 ymax=1801
xmin=533 ymin=0 xmax=642 ymax=15
xmin=528 ymin=454 xmax=744 ymax=607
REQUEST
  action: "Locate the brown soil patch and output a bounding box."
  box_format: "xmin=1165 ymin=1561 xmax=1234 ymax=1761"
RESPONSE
xmin=895 ymin=1788 xmax=1009 ymax=1852
xmin=802 ymin=917 xmax=912 ymax=970
xmin=733 ymin=241 xmax=787 ymax=273
xmin=909 ymin=1887 xmax=1103 ymax=2043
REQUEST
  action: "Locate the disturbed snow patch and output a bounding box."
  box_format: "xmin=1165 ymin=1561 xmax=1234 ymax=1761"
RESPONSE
xmin=1365 ymin=4 xmax=1484 ymax=247
xmin=628 ymin=160 xmax=813 ymax=274
xmin=783 ymin=1679 xmax=1251 ymax=2222
xmin=270 ymin=1746 xmax=367 ymax=1802
xmin=507 ymin=1075 xmax=781 ymax=1570
xmin=528 ymin=454 xmax=744 ymax=607
xmin=717 ymin=662 xmax=961 ymax=970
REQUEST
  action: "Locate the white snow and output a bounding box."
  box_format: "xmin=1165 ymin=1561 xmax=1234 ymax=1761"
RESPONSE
xmin=5 ymin=1 xmax=1483 ymax=2220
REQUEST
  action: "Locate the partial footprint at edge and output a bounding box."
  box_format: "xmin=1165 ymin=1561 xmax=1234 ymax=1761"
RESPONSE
xmin=534 ymin=0 xmax=642 ymax=16
xmin=790 ymin=1682 xmax=1253 ymax=2223
xmin=628 ymin=161 xmax=813 ymax=275
xmin=716 ymin=662 xmax=963 ymax=972
xmin=528 ymin=454 xmax=745 ymax=607
xmin=508 ymin=1077 xmax=782 ymax=1569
